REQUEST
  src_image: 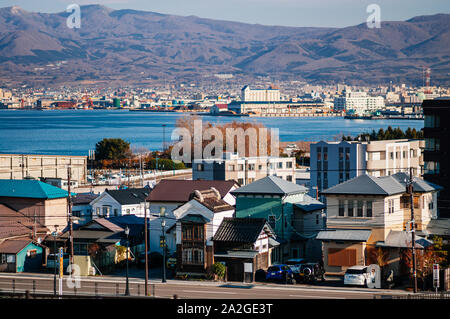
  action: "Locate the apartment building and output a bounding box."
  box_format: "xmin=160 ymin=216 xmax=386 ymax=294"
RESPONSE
xmin=422 ymin=98 xmax=450 ymax=218
xmin=311 ymin=139 xmax=424 ymax=193
xmin=192 ymin=152 xmax=296 ymax=186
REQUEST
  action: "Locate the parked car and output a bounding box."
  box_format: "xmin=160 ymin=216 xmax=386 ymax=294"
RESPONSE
xmin=285 ymin=258 xmax=307 ymax=274
xmin=298 ymin=263 xmax=326 ymax=284
xmin=46 ymin=253 xmax=70 ymax=272
xmin=166 ymin=253 xmax=177 ymax=270
xmin=138 ymin=251 xmax=163 ymax=268
xmin=265 ymin=264 xmax=296 ymax=284
xmin=344 ymin=266 xmax=370 ymax=287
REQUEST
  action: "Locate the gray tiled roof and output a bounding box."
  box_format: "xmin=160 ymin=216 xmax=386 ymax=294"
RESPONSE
xmin=213 ymin=218 xmax=273 ymax=243
xmin=322 ymin=174 xmax=405 ymax=196
xmin=294 ymin=194 xmax=325 ymax=212
xmin=316 ymin=229 xmax=372 ymax=242
xmin=231 ymin=176 xmax=307 ymax=196
xmin=390 ymin=172 xmax=442 ymax=193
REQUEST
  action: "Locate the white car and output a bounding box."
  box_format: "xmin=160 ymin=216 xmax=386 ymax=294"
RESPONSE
xmin=344 ymin=266 xmax=370 ymax=287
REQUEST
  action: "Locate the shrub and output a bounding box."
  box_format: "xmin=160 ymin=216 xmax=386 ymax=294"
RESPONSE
xmin=212 ymin=262 xmax=226 ymax=280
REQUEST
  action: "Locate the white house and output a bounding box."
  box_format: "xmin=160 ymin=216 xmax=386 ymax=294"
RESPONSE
xmin=90 ymin=188 xmax=150 ymax=219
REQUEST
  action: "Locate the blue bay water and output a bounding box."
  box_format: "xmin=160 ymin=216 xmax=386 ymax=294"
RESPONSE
xmin=0 ymin=109 xmax=424 ymax=156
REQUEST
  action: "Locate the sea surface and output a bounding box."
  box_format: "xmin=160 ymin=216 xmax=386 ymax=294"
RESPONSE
xmin=0 ymin=109 xmax=424 ymax=156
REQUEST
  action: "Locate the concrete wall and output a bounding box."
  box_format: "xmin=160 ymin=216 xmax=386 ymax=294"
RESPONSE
xmin=0 ymin=154 xmax=87 ymax=184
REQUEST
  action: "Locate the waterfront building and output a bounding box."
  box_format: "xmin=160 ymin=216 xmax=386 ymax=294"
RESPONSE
xmin=0 ymin=153 xmax=87 ymax=185
xmin=241 ymin=85 xmax=281 ymax=102
xmin=422 ymin=98 xmax=450 ymax=218
xmin=227 ymin=100 xmax=326 ymax=116
xmin=334 ymin=90 xmax=385 ymax=115
xmin=311 ymin=139 xmax=424 ymax=194
xmin=193 ymin=152 xmax=296 ymax=186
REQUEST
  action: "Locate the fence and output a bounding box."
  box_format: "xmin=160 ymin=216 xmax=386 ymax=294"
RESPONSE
xmin=0 ymin=278 xmax=165 ymax=299
xmin=391 ymin=292 xmax=450 ymax=299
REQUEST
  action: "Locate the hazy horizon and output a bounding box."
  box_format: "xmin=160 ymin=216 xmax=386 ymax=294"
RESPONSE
xmin=1 ymin=0 xmax=449 ymax=28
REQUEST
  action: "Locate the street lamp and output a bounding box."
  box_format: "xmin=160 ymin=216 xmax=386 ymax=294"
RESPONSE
xmin=160 ymin=207 xmax=166 ymax=283
xmin=51 ymin=226 xmax=58 ymax=297
xmin=125 ymin=226 xmax=130 ymax=296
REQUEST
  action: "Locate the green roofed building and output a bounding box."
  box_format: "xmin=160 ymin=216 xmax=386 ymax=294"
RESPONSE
xmin=0 ymin=179 xmax=73 ymax=233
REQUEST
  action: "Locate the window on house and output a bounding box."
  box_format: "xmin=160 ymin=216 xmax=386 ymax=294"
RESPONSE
xmin=238 ymin=164 xmax=244 ymax=171
xmin=277 ymin=162 xmax=283 ymax=169
xmin=366 ymin=201 xmax=373 ymax=217
xmin=317 ymin=147 xmax=322 ymax=161
xmin=286 ymin=162 xmax=292 ymax=169
xmin=96 ymin=207 xmax=100 ymax=216
xmin=339 ymin=200 xmax=345 ymax=216
xmin=238 ymin=178 xmax=244 ymax=185
xmin=347 ymin=200 xmax=354 ymax=217
xmin=1 ymin=254 xmax=6 ymax=264
xmin=248 ymin=164 xmax=255 ymax=171
xmin=228 ymin=165 xmax=234 ymax=171
xmin=357 ymin=201 xmax=363 ymax=217
xmin=7 ymin=254 xmax=15 ymax=263
xmin=286 ymin=175 xmax=292 ymax=182
xmin=114 ymin=209 xmax=119 ymax=217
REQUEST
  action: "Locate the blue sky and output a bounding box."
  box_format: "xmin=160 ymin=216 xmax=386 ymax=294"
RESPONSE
xmin=1 ymin=0 xmax=449 ymax=27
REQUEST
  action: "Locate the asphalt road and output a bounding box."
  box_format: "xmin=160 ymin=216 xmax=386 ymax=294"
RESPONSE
xmin=0 ymin=274 xmax=408 ymax=299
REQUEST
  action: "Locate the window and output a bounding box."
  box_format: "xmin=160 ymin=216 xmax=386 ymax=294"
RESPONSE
xmin=268 ymin=215 xmax=276 ymax=229
xmin=338 ymin=200 xmax=345 ymax=216
xmin=339 ymin=173 xmax=343 ymax=183
xmin=96 ymin=207 xmax=100 ymax=216
xmin=197 ymin=164 xmax=204 ymax=171
xmin=357 ymin=201 xmax=363 ymax=217
xmin=1 ymin=254 xmax=6 ymax=264
xmin=238 ymin=178 xmax=244 ymax=185
xmin=286 ymin=175 xmax=292 ymax=182
xmin=388 ymin=199 xmax=395 ymax=214
xmin=317 ymin=147 xmax=322 ymax=161
xmin=390 ymin=152 xmax=394 ymax=160
xmin=182 ymin=248 xmax=204 ymax=265
xmin=345 ymin=172 xmax=350 ymax=180
xmin=316 ymin=214 xmax=320 ymax=225
xmin=323 ymin=147 xmax=328 ymax=161
xmin=366 ymin=201 xmax=373 ymax=217
xmin=339 ymin=147 xmax=343 ymax=160
xmin=347 ymin=200 xmax=354 ymax=217
xmin=114 ymin=209 xmax=119 ymax=217
xmin=345 ymin=148 xmax=350 ymax=160
xmin=102 ymin=206 xmax=110 ymax=217
xmin=248 ymin=164 xmax=255 ymax=171
xmin=228 ymin=165 xmax=235 ymax=171
xmin=286 ymin=161 xmax=292 ymax=169
xmin=238 ymin=164 xmax=244 ymax=171
xmin=7 ymin=254 xmax=15 ymax=263
xmin=277 ymin=162 xmax=283 ymax=169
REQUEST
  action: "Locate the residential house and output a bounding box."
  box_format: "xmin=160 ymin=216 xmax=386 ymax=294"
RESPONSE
xmin=146 ymin=179 xmax=239 ymax=253
xmin=0 ymin=204 xmax=48 ymax=273
xmin=317 ymin=173 xmax=440 ymax=276
xmin=172 ymin=188 xmax=235 ymax=277
xmin=72 ymin=193 xmax=98 ymax=225
xmin=0 ymin=179 xmax=72 ymax=232
xmin=232 ymin=176 xmax=324 ymax=263
xmin=90 ymin=187 xmax=150 ymax=219
xmin=59 ymin=218 xmax=126 ymax=275
xmin=213 ymin=217 xmax=276 ymax=282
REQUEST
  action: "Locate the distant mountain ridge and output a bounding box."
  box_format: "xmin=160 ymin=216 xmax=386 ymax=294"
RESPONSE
xmin=0 ymin=5 xmax=448 ymax=86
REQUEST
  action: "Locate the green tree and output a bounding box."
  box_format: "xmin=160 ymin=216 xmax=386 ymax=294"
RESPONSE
xmin=95 ymin=138 xmax=131 ymax=161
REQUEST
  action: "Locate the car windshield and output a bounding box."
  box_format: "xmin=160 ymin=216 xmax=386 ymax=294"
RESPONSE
xmin=346 ymin=268 xmax=366 ymax=274
xmin=267 ymin=266 xmax=280 ymax=272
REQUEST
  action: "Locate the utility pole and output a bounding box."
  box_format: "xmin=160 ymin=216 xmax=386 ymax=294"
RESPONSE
xmin=144 ymin=200 xmax=149 ymax=296
xmin=408 ymin=167 xmax=417 ymax=293
xmin=67 ymin=166 xmax=74 ymax=270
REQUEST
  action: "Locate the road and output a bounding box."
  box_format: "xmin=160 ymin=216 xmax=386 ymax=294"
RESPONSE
xmin=0 ymin=274 xmax=407 ymax=299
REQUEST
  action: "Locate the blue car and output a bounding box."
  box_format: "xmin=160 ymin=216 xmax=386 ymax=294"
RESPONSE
xmin=265 ymin=264 xmax=296 ymax=284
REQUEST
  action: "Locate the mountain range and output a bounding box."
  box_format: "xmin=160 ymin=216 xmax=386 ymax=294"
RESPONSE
xmin=0 ymin=5 xmax=449 ymax=87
